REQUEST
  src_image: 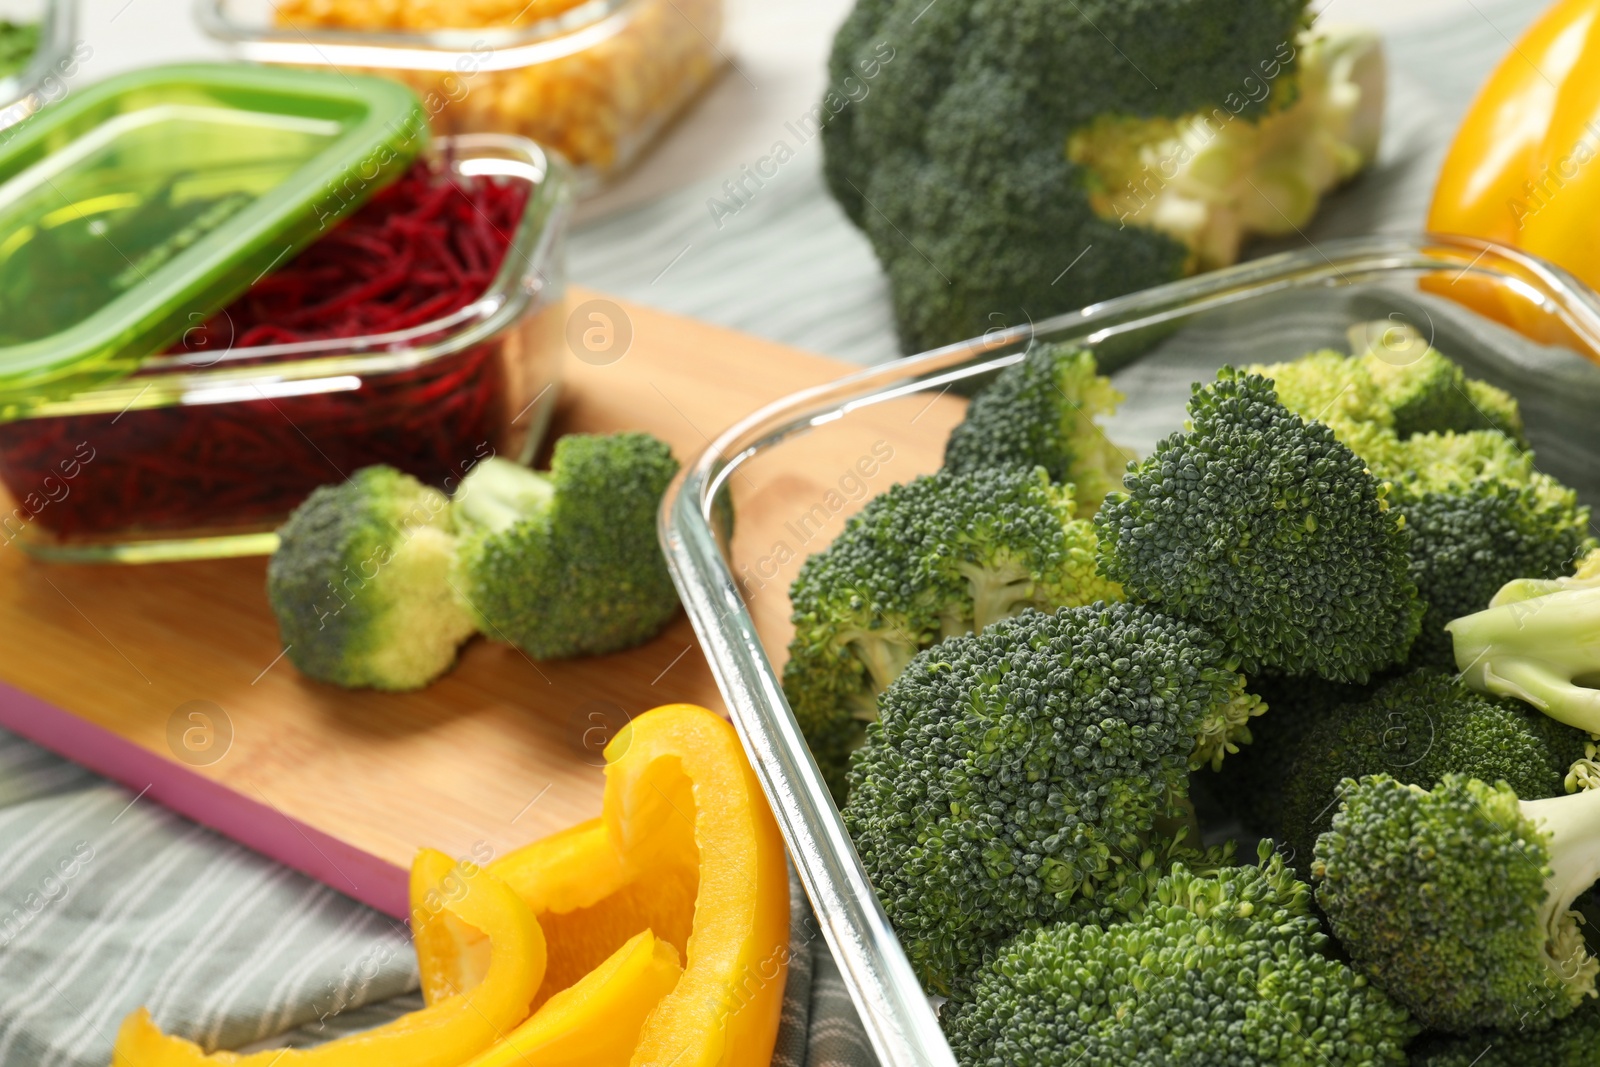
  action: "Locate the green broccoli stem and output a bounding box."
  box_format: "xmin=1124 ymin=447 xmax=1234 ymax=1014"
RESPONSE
xmin=1449 ymin=587 xmax=1600 ymax=734
xmin=957 ymin=559 xmax=1040 ymax=634
xmin=838 ymin=629 xmax=920 ymax=697
xmin=1521 ymin=786 xmax=1600 ymax=997
xmin=453 ymin=457 xmax=555 ymax=534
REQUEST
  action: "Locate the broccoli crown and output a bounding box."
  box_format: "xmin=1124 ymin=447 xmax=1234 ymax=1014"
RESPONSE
xmin=267 ymin=465 xmax=476 ymax=691
xmin=453 ymin=433 xmax=680 ymax=660
xmin=942 ymin=344 xmax=1133 ymax=515
xmin=821 ymin=0 xmax=1366 ymax=352
xmin=1199 ymin=674 xmax=1373 ymax=836
xmin=1448 ymin=550 xmax=1600 ymax=736
xmin=944 ymin=845 xmax=1416 ymax=1067
xmin=1314 ymin=774 xmax=1600 ymax=1032
xmin=1095 ymin=367 xmax=1422 ymax=682
xmin=784 ymin=466 xmax=1122 ymax=801
xmin=1382 ymin=432 xmax=1594 ymax=668
xmin=1410 ymin=996 xmax=1600 ymax=1067
xmin=842 ymin=602 xmax=1258 ymax=992
xmin=1275 ymin=670 xmax=1587 ymax=875
xmin=1358 ymin=345 xmax=1525 ymax=441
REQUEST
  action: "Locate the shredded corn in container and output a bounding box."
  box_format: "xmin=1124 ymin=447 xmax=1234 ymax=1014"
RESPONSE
xmin=275 ymin=0 xmax=723 ymax=180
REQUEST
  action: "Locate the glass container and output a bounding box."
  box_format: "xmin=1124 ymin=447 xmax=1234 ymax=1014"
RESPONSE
xmin=0 ymin=0 xmax=80 ymax=134
xmin=659 ymin=235 xmax=1600 ymax=1067
xmin=198 ymin=0 xmax=723 ymax=189
xmin=0 ymin=132 xmax=569 ymax=563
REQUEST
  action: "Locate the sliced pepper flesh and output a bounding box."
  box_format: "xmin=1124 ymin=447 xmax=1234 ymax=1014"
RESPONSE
xmin=462 ymin=929 xmax=682 ymax=1067
xmin=112 ymin=849 xmax=546 ymax=1066
xmin=604 ymin=704 xmax=790 ymax=1067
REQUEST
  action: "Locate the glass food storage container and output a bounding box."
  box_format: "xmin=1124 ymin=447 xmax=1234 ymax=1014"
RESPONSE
xmin=198 ymin=0 xmax=724 ymax=189
xmin=659 ymin=235 xmax=1600 ymax=1067
xmin=0 ymin=0 xmax=79 ymax=134
xmin=0 ymin=130 xmax=569 ymax=563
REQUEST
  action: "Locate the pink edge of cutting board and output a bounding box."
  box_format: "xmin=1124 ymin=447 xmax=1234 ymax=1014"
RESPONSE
xmin=0 ymin=678 xmax=410 ymax=919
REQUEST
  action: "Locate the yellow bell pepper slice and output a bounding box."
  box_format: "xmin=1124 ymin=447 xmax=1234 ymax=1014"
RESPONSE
xmin=111 ymin=849 xmax=545 ymax=1066
xmin=1428 ymin=0 xmax=1600 ymax=347
xmin=413 ymin=818 xmax=697 ymax=1012
xmin=410 ymin=704 xmax=788 ymax=1067
xmin=462 ymin=929 xmax=682 ymax=1067
xmin=603 ymin=704 xmax=790 ymax=1067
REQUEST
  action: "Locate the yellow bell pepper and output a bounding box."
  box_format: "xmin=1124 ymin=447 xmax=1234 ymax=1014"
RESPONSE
xmin=461 ymin=929 xmax=683 ymax=1067
xmin=604 ymin=704 xmax=790 ymax=1067
xmin=1429 ymin=0 xmax=1600 ymax=345
xmin=413 ymin=704 xmax=790 ymax=1067
xmin=111 ymin=850 xmax=546 ymax=1066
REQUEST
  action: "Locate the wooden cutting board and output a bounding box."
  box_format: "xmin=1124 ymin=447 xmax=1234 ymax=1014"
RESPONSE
xmin=0 ymin=287 xmax=963 ymax=918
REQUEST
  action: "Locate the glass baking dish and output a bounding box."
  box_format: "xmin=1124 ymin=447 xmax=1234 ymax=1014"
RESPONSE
xmin=659 ymin=234 xmax=1600 ymax=1067
xmin=196 ymin=0 xmax=723 ymax=190
xmin=0 ymin=132 xmax=569 ymax=563
xmin=0 ymin=0 xmax=79 ymax=135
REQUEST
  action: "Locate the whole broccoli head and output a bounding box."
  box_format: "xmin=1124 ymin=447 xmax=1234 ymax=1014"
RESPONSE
xmin=453 ymin=433 xmax=680 ymax=660
xmin=1275 ymin=669 xmax=1588 ymax=875
xmin=842 ymin=602 xmax=1262 ymax=992
xmin=942 ymin=344 xmax=1134 ymax=515
xmin=1095 ymin=367 xmax=1422 ymax=682
xmin=822 ymin=0 xmax=1384 ymax=353
xmin=944 ymin=843 xmax=1416 ymax=1067
xmin=268 ymin=465 xmax=476 ymax=691
xmin=1375 ymin=431 xmax=1595 ymax=668
xmin=1314 ymin=773 xmax=1600 ymax=1032
xmin=1410 ymin=996 xmax=1600 ymax=1067
xmin=1449 ymin=550 xmax=1600 ymax=735
xmin=784 ymin=466 xmax=1121 ymax=800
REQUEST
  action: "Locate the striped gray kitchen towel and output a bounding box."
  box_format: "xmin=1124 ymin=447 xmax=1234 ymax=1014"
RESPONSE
xmin=0 ymin=1 xmax=1562 ymax=1064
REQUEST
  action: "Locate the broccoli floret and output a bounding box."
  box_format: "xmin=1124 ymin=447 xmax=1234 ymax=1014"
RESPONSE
xmin=821 ymin=0 xmax=1384 ymax=353
xmin=1095 ymin=367 xmax=1422 ymax=682
xmin=842 ymin=602 xmax=1261 ymax=992
xmin=1449 ymin=549 xmax=1600 ymax=735
xmin=944 ymin=843 xmax=1416 ymax=1067
xmin=1274 ymin=670 xmax=1588 ymax=875
xmin=1200 ymin=674 xmax=1373 ymax=836
xmin=453 ymin=434 xmax=680 ymax=660
xmin=784 ymin=467 xmax=1121 ymax=799
xmin=942 ymin=344 xmax=1134 ymax=515
xmin=1410 ymin=997 xmax=1600 ymax=1067
xmin=1356 ymin=342 xmax=1526 ymax=442
xmin=1375 ymin=431 xmax=1595 ymax=668
xmin=267 ymin=466 xmax=476 ymax=691
xmin=1314 ymin=773 xmax=1600 ymax=1031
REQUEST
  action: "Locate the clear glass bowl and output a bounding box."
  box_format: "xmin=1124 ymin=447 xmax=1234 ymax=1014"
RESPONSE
xmin=659 ymin=235 xmax=1600 ymax=1067
xmin=0 ymin=0 xmax=79 ymax=135
xmin=196 ymin=0 xmax=723 ymax=190
xmin=0 ymin=132 xmax=569 ymax=563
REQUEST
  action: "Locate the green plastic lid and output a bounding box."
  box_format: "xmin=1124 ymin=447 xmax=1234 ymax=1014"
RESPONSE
xmin=0 ymin=63 xmax=428 ymax=416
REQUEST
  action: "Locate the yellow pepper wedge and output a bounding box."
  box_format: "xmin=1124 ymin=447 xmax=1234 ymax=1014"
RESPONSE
xmin=603 ymin=704 xmax=790 ymax=1067
xmin=413 ymin=818 xmax=698 ymax=1012
xmin=462 ymin=929 xmax=683 ymax=1067
xmin=111 ymin=850 xmax=546 ymax=1066
xmin=1428 ymin=0 xmax=1600 ymax=346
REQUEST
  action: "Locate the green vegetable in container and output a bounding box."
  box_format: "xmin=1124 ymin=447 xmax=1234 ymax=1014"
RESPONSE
xmin=944 ymin=844 xmax=1417 ymax=1067
xmin=821 ymin=0 xmax=1385 ymax=353
xmin=1095 ymin=367 xmax=1422 ymax=682
xmin=0 ymin=21 xmax=38 ymax=82
xmin=843 ymin=602 xmax=1260 ymax=993
xmin=1314 ymin=773 xmax=1600 ymax=1032
xmin=782 ymin=465 xmax=1121 ymax=801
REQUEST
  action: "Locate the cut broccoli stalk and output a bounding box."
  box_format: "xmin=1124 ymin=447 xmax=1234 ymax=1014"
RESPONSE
xmin=453 ymin=458 xmax=555 ymax=534
xmin=1314 ymin=773 xmax=1600 ymax=1031
xmin=1070 ymin=25 xmax=1385 ymax=273
xmin=1449 ymin=550 xmax=1600 ymax=734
